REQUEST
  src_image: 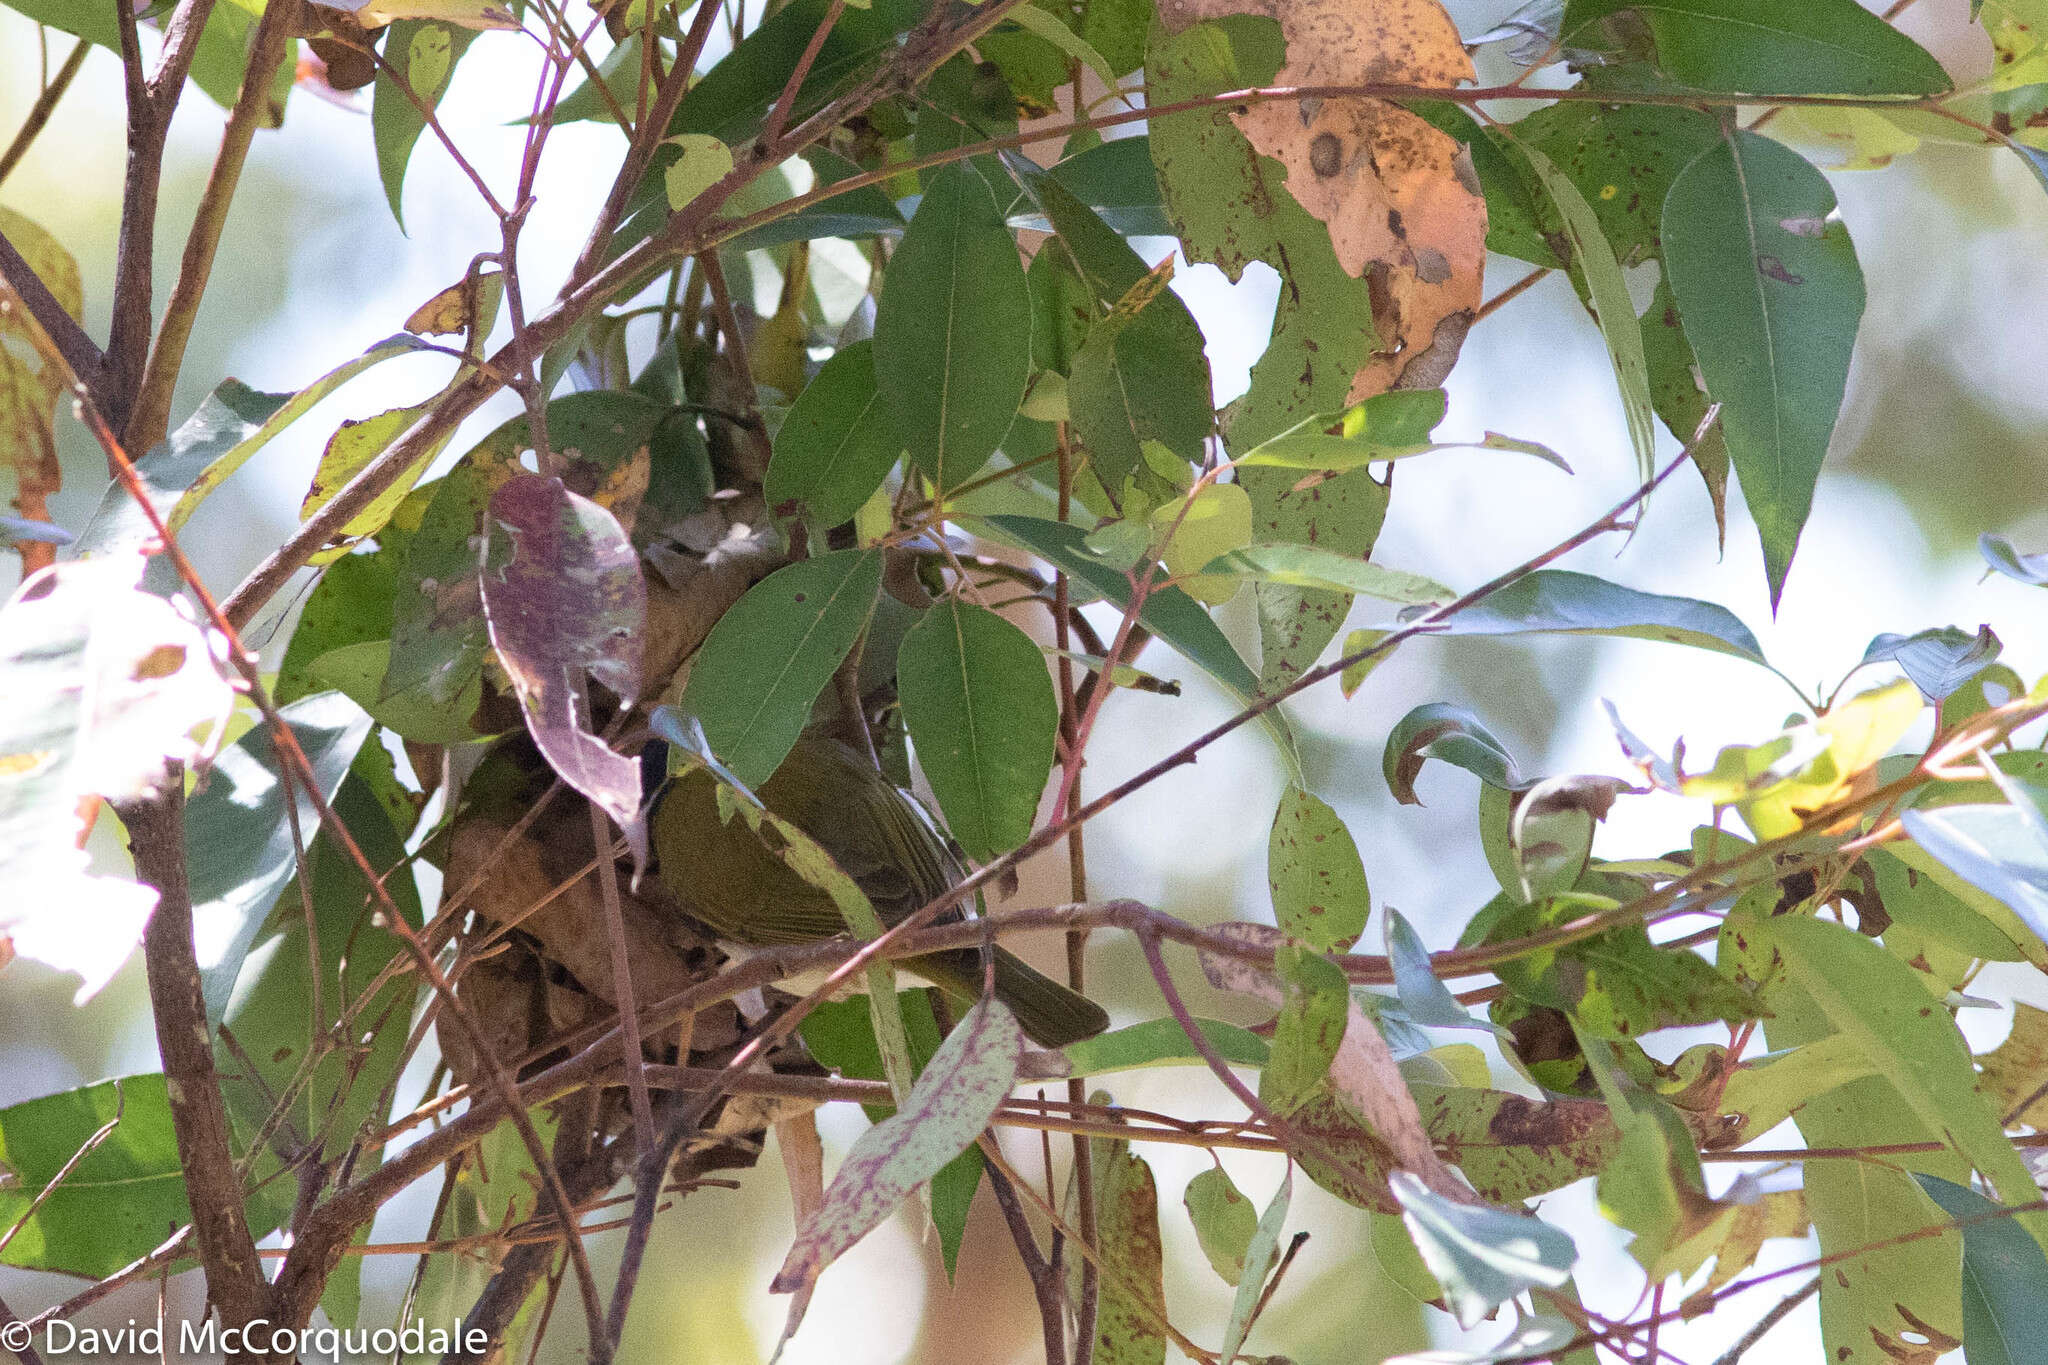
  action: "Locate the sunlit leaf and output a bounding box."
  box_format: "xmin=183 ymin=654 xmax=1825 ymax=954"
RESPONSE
xmin=1060 ymin=1018 xmax=1270 ymax=1076
xmin=1219 ymin=1169 xmax=1291 ymax=1362
xmin=1268 ymin=786 xmax=1371 ymax=951
xmin=1184 ymin=1166 xmax=1258 ymax=1285
xmin=1863 ymin=625 xmax=2001 ymax=702
xmin=0 ymin=1077 xmax=192 ymax=1277
xmin=1384 ymin=703 xmax=1527 ymax=805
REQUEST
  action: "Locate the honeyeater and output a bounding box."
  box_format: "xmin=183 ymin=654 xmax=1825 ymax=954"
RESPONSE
xmin=650 ymin=732 xmax=1109 ymax=1048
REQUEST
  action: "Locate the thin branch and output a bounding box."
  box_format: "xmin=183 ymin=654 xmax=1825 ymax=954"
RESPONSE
xmin=760 ymin=0 xmax=848 ymax=149
xmin=128 ymin=0 xmax=300 ymax=450
xmin=1708 ymin=1278 xmax=1818 ymax=1365
xmin=981 ymin=1148 xmax=1069 ymax=1365
xmin=0 ymin=1293 xmax=46 ymax=1365
xmin=0 ymin=36 xmax=90 ymax=189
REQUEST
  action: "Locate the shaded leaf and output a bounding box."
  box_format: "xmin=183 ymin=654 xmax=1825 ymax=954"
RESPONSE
xmin=897 ymin=600 xmax=1058 ymax=860
xmin=1863 ymin=625 xmax=2003 ymax=702
xmin=1202 ymin=544 xmax=1449 ymax=603
xmin=480 ymin=474 xmax=649 ymax=865
xmin=1384 ymin=703 xmax=1527 ymax=805
xmin=874 ymin=163 xmax=1031 ymax=491
xmin=1386 ymin=909 xmax=1496 ymax=1035
xmin=678 ymin=549 xmax=883 ymax=787
xmin=1560 ymin=0 xmax=1951 ymax=95
xmin=1515 ymin=140 xmax=1657 ymax=481
xmin=1662 ymin=131 xmax=1866 ymax=604
xmin=764 ymin=340 xmax=902 ymax=525
xmin=1980 ymin=531 xmax=2048 ymax=587
xmin=1916 ymin=1175 xmax=2048 ymax=1365
xmin=1405 ymin=568 xmax=1765 ymax=661
xmin=190 ymin=693 xmax=377 ymax=1019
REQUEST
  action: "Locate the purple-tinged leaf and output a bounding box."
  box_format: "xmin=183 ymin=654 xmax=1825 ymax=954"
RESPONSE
xmin=481 ymin=473 xmax=648 ymax=864
xmin=1862 ymin=625 xmax=2001 ymax=702
xmin=772 ymin=998 xmax=1023 ymax=1297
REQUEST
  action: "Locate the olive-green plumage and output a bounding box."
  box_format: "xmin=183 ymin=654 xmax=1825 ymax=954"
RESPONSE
xmin=651 ymin=733 xmax=1108 ymax=1048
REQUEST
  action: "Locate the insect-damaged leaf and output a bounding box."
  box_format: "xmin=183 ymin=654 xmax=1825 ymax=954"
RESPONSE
xmin=1152 ymin=0 xmax=1487 ymax=400
xmin=480 ymin=474 xmax=648 ymax=865
xmin=772 ymin=998 xmax=1023 ymax=1296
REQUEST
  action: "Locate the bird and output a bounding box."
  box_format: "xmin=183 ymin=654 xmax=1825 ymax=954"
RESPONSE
xmin=649 ymin=731 xmax=1109 ymax=1048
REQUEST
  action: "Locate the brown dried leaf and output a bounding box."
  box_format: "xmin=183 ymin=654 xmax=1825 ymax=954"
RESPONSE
xmin=1156 ymin=0 xmax=1486 ymax=396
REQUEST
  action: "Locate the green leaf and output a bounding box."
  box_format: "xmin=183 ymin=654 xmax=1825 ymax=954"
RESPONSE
xmin=1260 ymin=943 xmax=1350 ymax=1117
xmin=310 ymin=639 xmax=481 ymax=744
xmin=1413 ymin=568 xmax=1766 ymax=661
xmin=968 ymin=513 xmax=1293 ymax=761
xmin=1003 ymin=3 xmax=1118 ymax=88
xmin=1723 ymin=898 xmax=1969 ymax=1362
xmin=1067 ymin=265 xmax=1215 ymax=488
xmin=1560 ymin=0 xmax=1952 ymax=95
xmin=764 ymin=340 xmax=903 ymax=525
xmin=190 ymin=693 xmax=377 ymax=1019
xmin=0 ymin=1076 xmax=191 ymax=1277
xmin=772 ymin=999 xmax=1023 ymax=1295
xmin=672 ymin=0 xmax=924 ymax=146
xmin=372 ymin=22 xmax=479 ymax=229
xmin=1061 ymin=1018 xmax=1270 ymax=1075
xmin=1093 ymin=1145 xmax=1168 ymax=1365
xmin=1662 ymin=131 xmax=1867 ymax=605
xmin=1201 ymin=545 xmax=1450 ymax=603
xmin=1147 ymin=15 xmax=1377 ymax=452
xmin=299 ymin=398 xmax=456 ymax=558
xmin=1184 ymin=1166 xmax=1259 ymax=1285
xmin=277 ymin=536 xmax=406 ymax=706
xmin=873 ymin=163 xmax=1032 ymax=490
xmin=1384 ymin=703 xmax=1527 ymax=805
xmin=663 ymin=134 xmax=735 ymax=211
xmin=1390 ymin=1171 xmax=1576 ymax=1329
xmin=1267 ymin=786 xmax=1371 ymax=951
xmin=1475 ymin=875 xmax=1756 ymax=1039
xmin=897 ymin=600 xmax=1058 ymax=860
xmin=1764 ymin=914 xmax=2043 ymax=1214
xmin=1219 ymin=1169 xmax=1291 ymax=1362
xmin=74 ymin=336 xmax=431 ymax=574
xmin=1916 ymin=1175 xmax=2048 ymax=1365
xmin=679 ymin=549 xmax=884 ymax=787
xmin=219 ymin=765 xmax=422 ymax=1166
xmin=1516 ymin=140 xmax=1658 ymax=482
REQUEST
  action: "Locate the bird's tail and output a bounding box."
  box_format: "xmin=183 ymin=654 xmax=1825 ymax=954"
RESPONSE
xmin=909 ymin=947 xmax=1109 ymax=1048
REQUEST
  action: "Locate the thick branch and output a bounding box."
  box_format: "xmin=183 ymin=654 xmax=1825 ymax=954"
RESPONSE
xmin=0 ymin=229 xmax=107 ymax=396
xmin=121 ymin=781 xmax=275 ymax=1339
